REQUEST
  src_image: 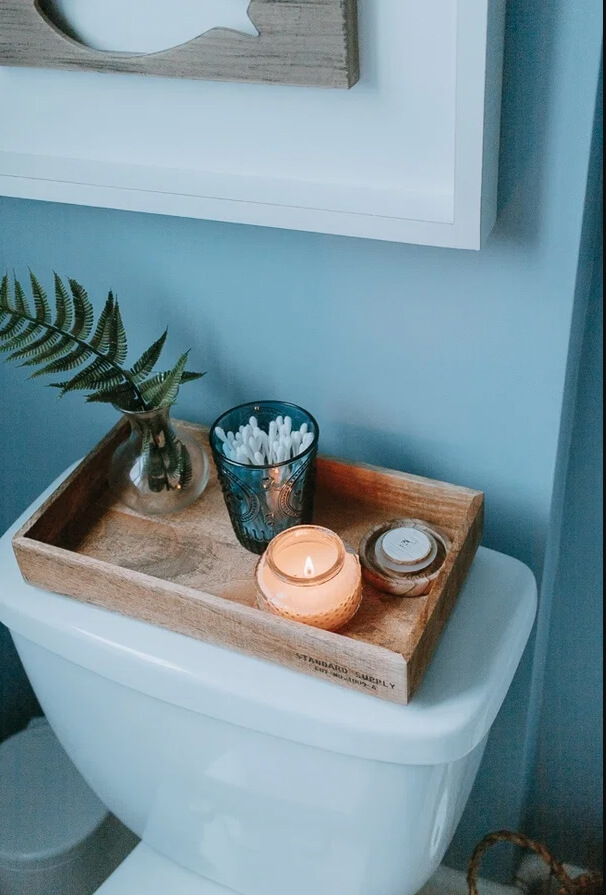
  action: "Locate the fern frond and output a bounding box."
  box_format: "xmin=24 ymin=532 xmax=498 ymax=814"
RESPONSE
xmin=85 ymin=383 xmax=141 ymax=411
xmin=51 ymin=358 xmax=114 ymax=394
xmin=0 ymin=274 xmax=8 ymax=306
xmin=1 ymin=272 xmax=204 ymax=414
xmin=90 ymin=292 xmax=115 ymax=352
xmin=10 ymin=329 xmax=62 ymax=362
xmin=0 ymin=318 xmax=23 ymax=339
xmin=0 ymin=278 xmax=29 ymax=338
xmin=0 ymin=322 xmax=42 ymax=353
xmin=33 ymin=344 xmax=94 ymax=378
xmin=131 ymin=330 xmax=167 ymax=382
xmin=180 ymin=371 xmax=206 ymax=383
xmin=179 ymin=441 xmax=193 ymax=489
xmin=69 ymin=279 xmax=94 ymax=340
xmin=23 ymin=333 xmax=75 ymax=368
xmin=29 ymin=271 xmax=52 ymax=324
xmin=108 ymin=299 xmax=128 ymax=365
xmin=53 ymin=274 xmax=74 ymax=331
xmin=139 ymin=352 xmax=189 ymax=408
xmin=13 ymin=280 xmax=31 ymax=316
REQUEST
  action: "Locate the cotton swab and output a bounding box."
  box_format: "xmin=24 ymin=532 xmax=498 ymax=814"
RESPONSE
xmin=217 ymin=414 xmax=315 ymax=466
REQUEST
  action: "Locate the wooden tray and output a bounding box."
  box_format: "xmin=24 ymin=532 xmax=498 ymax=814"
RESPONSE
xmin=12 ymin=420 xmax=484 ymax=704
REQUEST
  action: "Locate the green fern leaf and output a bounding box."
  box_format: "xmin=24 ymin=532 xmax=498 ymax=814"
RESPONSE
xmin=137 ymin=372 xmax=164 ymax=393
xmin=0 ymin=274 xmax=9 ymax=310
xmin=5 ymin=326 xmax=50 ymax=358
xmin=145 ymin=441 xmax=169 ymax=492
xmin=0 ymin=317 xmax=24 ymax=339
xmin=140 ymin=352 xmax=189 ymax=408
xmin=18 ymin=333 xmax=68 ymax=366
xmin=130 ymin=329 xmax=167 ymax=382
xmin=85 ymin=383 xmax=141 ymax=411
xmin=0 ymin=280 xmax=28 ymax=339
xmin=53 ymin=274 xmax=74 ymax=331
xmin=29 ymin=271 xmax=52 ymax=323
xmin=22 ymin=333 xmax=74 ymax=367
xmin=10 ymin=328 xmax=63 ymax=362
xmin=1 ymin=272 xmax=205 ymax=415
xmin=137 ymin=365 xmax=201 ymax=402
xmin=1 ymin=321 xmax=42 ymax=353
xmin=180 ymin=371 xmax=206 ymax=383
xmin=179 ymin=442 xmax=193 ymax=489
xmin=0 ymin=276 xmax=19 ymax=336
xmin=31 ymin=344 xmax=93 ymax=378
xmin=13 ymin=280 xmax=31 ymax=316
xmin=0 ymin=280 xmax=27 ymax=338
xmin=108 ymin=299 xmax=128 ymax=365
xmin=51 ymin=358 xmax=114 ymax=394
xmin=85 ymin=370 xmax=130 ymax=393
xmin=69 ymin=279 xmax=94 ymax=340
xmin=90 ymin=292 xmax=115 ymax=352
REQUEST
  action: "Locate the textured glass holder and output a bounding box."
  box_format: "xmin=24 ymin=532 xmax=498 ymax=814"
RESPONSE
xmin=210 ymin=401 xmax=319 ymax=554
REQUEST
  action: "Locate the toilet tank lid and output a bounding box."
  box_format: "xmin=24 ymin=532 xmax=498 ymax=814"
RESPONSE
xmin=0 ymin=719 xmax=108 ymax=870
xmin=0 ymin=470 xmax=538 ymax=767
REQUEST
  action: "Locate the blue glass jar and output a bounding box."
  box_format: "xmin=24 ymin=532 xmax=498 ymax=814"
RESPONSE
xmin=210 ymin=401 xmax=319 ymax=554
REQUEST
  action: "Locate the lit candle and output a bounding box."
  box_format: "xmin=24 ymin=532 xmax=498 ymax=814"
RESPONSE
xmin=256 ymin=526 xmax=363 ymax=631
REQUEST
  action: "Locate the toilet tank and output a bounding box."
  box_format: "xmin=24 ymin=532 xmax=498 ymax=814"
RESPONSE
xmin=0 ymin=480 xmax=537 ymax=895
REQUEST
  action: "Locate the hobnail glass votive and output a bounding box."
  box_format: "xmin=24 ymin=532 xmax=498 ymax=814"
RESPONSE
xmin=210 ymin=401 xmax=319 ymax=554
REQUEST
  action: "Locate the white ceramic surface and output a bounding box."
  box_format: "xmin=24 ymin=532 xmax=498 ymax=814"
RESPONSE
xmin=0 ymin=469 xmax=537 ymax=895
xmin=96 ymin=844 xmax=236 ymax=894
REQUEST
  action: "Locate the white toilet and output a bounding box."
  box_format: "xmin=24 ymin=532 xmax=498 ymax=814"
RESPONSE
xmin=0 ymin=474 xmax=537 ymax=895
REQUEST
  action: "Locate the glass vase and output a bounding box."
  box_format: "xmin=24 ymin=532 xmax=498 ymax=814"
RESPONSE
xmin=109 ymin=406 xmax=209 ymax=515
xmin=210 ymin=401 xmax=319 ymax=554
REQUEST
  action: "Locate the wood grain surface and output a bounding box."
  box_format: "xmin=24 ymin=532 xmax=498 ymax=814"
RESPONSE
xmin=0 ymin=0 xmax=360 ymax=88
xmin=13 ymin=420 xmax=484 ymax=703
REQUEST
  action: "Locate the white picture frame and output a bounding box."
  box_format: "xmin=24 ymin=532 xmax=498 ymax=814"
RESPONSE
xmin=0 ymin=1 xmax=506 ymax=250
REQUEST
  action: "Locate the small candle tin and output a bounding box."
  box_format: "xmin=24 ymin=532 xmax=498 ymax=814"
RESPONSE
xmin=359 ymin=519 xmax=452 ymax=597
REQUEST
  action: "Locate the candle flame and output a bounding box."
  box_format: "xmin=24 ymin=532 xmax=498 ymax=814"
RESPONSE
xmin=303 ymin=556 xmax=315 ymax=579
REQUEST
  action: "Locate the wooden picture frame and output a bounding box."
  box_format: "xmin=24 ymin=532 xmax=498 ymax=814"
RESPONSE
xmin=0 ymin=0 xmax=360 ymax=88
xmin=0 ymin=1 xmax=506 ymax=250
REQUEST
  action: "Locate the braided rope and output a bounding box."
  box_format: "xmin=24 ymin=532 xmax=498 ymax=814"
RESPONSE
xmin=467 ymin=830 xmax=603 ymax=895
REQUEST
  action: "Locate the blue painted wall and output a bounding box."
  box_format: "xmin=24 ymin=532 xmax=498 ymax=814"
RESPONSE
xmin=529 ymin=213 xmax=603 ymax=872
xmin=0 ymin=0 xmax=602 ymax=880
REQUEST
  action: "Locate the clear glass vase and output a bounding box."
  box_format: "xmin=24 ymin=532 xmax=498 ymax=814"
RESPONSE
xmin=109 ymin=406 xmax=209 ymax=515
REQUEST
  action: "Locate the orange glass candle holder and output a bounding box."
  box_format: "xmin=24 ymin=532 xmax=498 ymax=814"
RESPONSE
xmin=256 ymin=526 xmax=362 ymax=631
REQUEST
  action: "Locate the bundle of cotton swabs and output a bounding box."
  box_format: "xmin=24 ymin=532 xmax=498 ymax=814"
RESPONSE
xmin=215 ymin=415 xmax=315 ymax=466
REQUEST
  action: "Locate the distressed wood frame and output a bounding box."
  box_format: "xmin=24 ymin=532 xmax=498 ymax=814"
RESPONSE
xmin=0 ymin=0 xmax=360 ymax=88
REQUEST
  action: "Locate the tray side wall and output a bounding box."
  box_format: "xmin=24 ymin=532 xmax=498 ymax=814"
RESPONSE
xmin=317 ymin=456 xmax=480 ymax=530
xmin=407 ymin=495 xmax=485 ymax=697
xmin=12 ymin=537 xmax=409 ymax=703
xmin=15 ymin=418 xmax=129 ymax=546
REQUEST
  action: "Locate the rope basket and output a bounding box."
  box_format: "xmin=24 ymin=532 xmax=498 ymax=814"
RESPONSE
xmin=467 ymin=831 xmax=603 ymax=895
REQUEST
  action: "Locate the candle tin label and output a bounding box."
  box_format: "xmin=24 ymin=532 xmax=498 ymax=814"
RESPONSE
xmin=380 ymin=527 xmax=433 ymax=565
